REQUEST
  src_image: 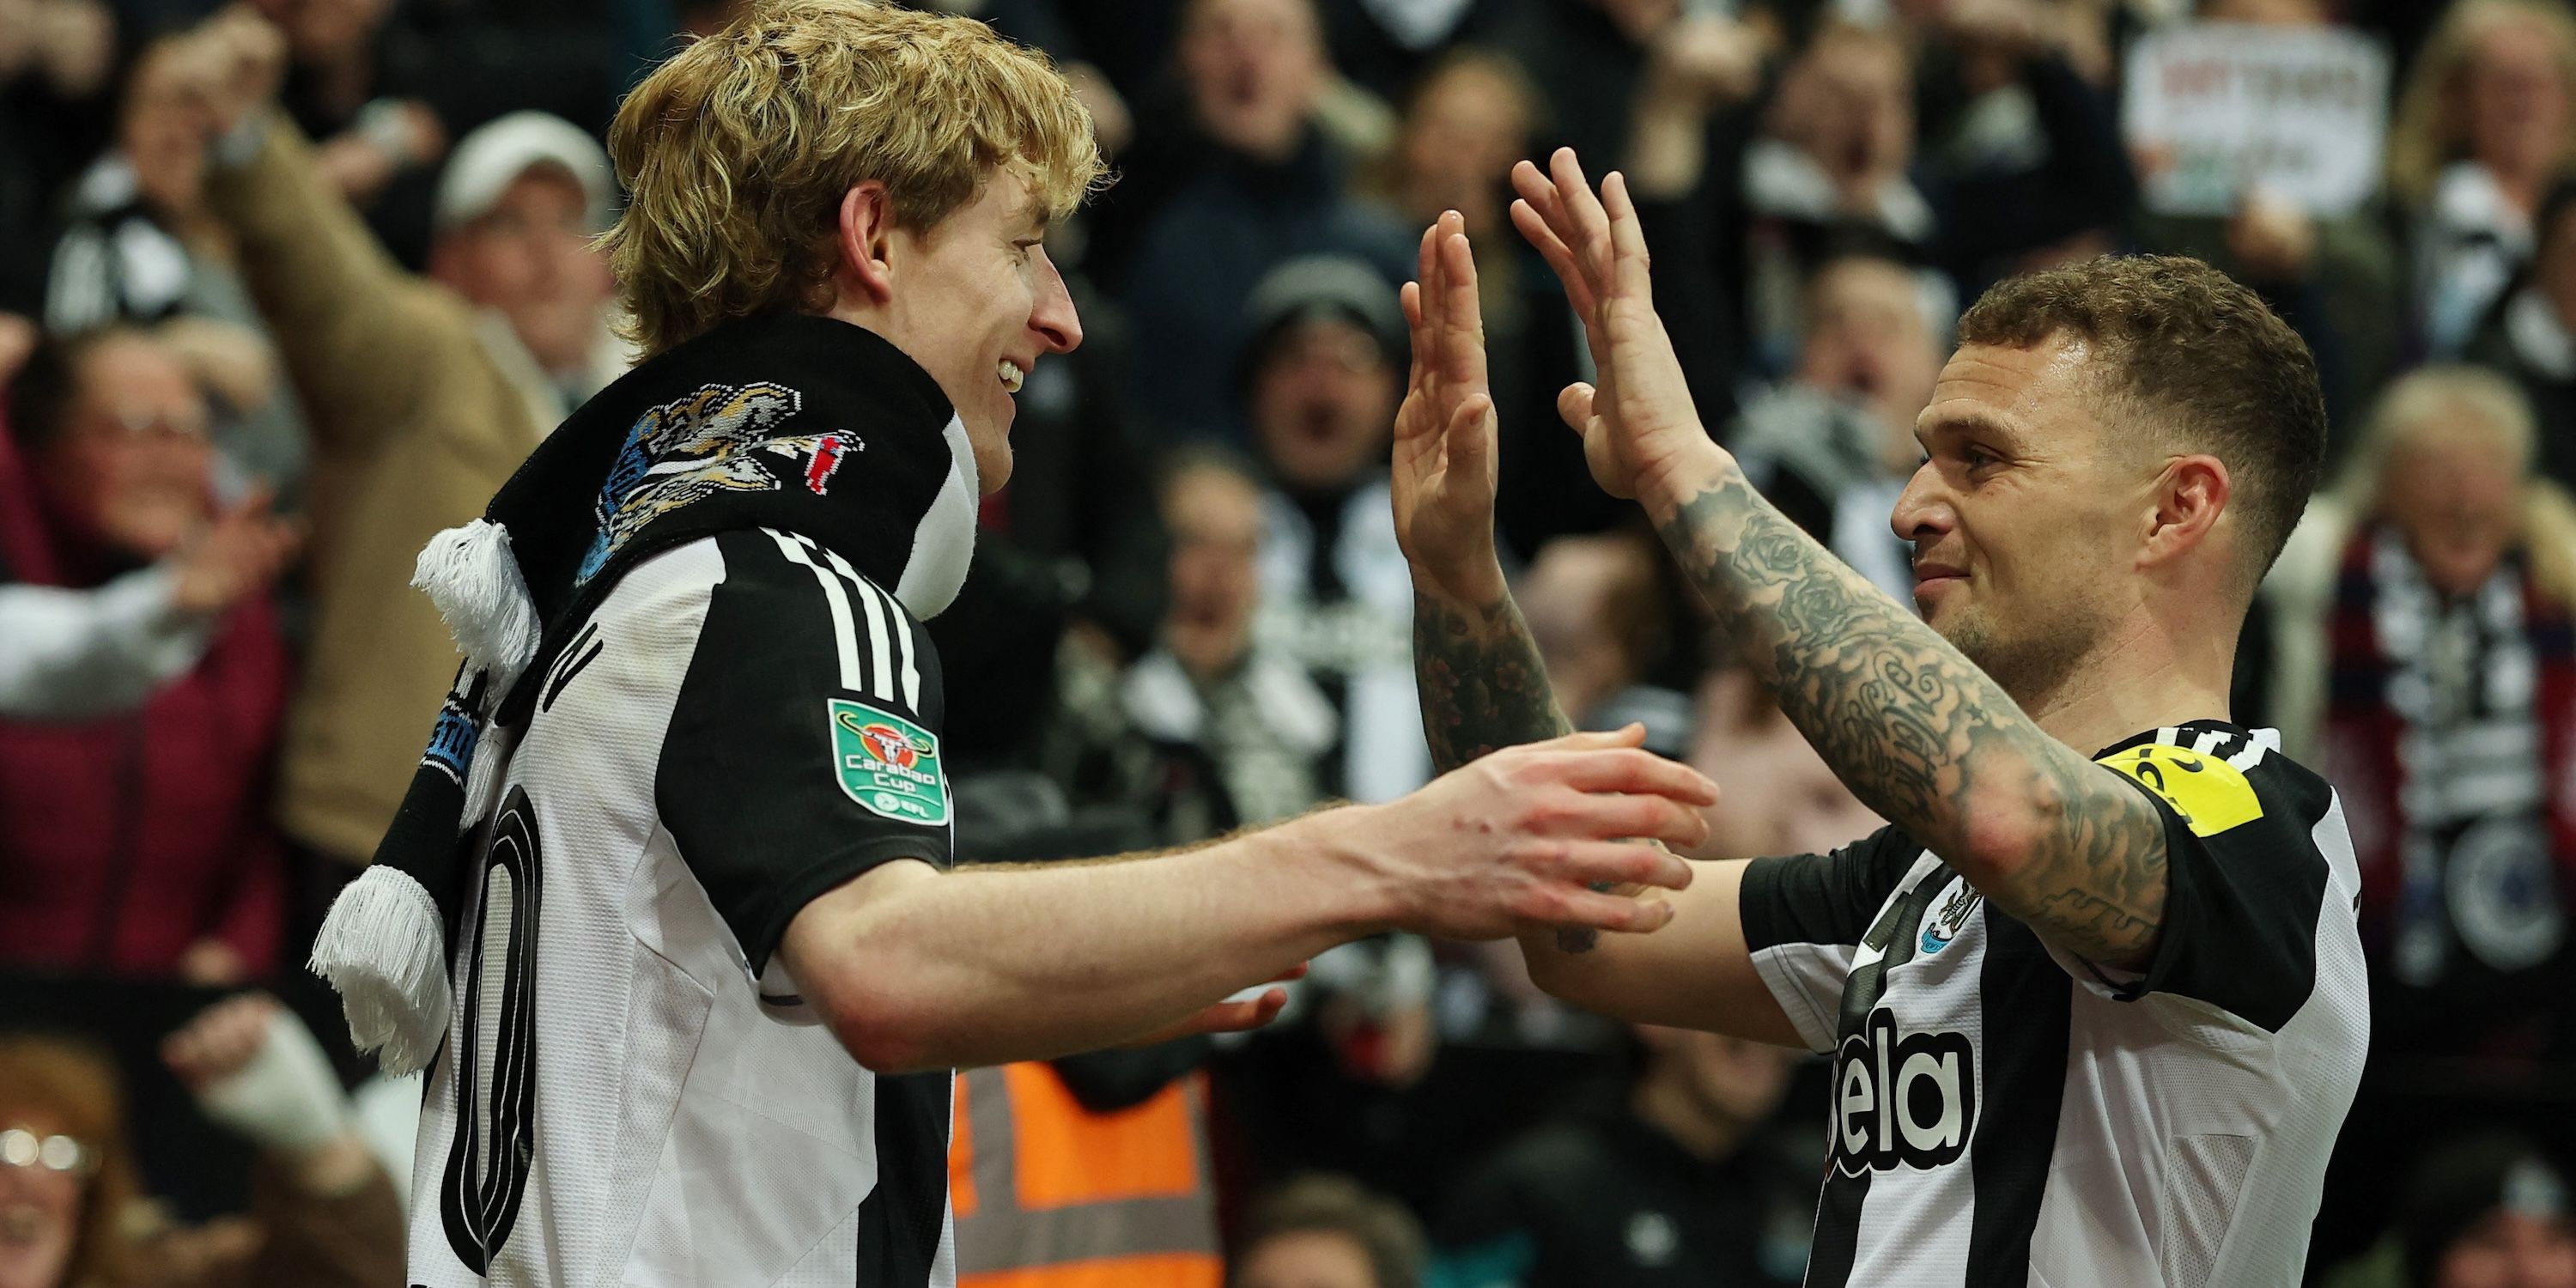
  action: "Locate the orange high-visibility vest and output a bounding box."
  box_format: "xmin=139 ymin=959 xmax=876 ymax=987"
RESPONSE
xmin=949 ymin=1062 xmax=1224 ymax=1288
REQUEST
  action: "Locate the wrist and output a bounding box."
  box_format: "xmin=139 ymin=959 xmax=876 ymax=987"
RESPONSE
xmin=1273 ymin=805 xmax=1406 ymax=939
xmin=1410 ymin=557 xmax=1509 ymax=611
xmin=1638 ymin=440 xmax=1739 ymax=526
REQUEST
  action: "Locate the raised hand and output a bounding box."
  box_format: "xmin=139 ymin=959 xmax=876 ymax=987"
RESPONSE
xmin=1391 ymin=210 xmax=1505 ymax=604
xmin=1508 ymin=149 xmax=1727 ymax=506
xmin=171 ymin=483 xmax=304 ymax=617
xmin=1340 ymin=725 xmax=1716 ymax=942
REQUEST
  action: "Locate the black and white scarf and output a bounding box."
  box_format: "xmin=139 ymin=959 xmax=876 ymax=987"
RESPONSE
xmin=309 ymin=313 xmax=980 ymax=1073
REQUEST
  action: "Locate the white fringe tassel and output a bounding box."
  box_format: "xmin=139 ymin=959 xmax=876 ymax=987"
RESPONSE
xmin=414 ymin=520 xmax=542 ymax=693
xmin=308 ymin=866 xmax=453 ymax=1077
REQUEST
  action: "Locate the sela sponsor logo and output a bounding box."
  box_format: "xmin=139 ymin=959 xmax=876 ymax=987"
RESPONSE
xmin=1832 ymin=1007 xmax=1975 ymax=1176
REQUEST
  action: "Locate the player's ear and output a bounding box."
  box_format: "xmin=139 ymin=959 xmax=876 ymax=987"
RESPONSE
xmin=2142 ymin=453 xmax=2230 ymax=570
xmin=835 ymin=182 xmax=898 ymax=306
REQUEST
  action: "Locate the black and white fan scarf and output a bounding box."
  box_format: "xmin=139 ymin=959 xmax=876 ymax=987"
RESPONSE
xmin=309 ymin=313 xmax=980 ymax=1074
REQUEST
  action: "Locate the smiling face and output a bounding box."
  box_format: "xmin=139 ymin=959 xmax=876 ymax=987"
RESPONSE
xmin=1893 ymin=337 xmax=2145 ymax=699
xmin=0 ymin=1121 xmax=81 ymax=1288
xmin=35 ymin=334 xmax=214 ymax=562
xmin=432 ymin=167 xmax=614 ymax=379
xmin=868 ymin=169 xmax=1083 ymax=493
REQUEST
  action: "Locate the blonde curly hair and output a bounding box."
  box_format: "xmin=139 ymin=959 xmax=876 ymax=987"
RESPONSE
xmin=601 ymin=0 xmax=1105 ymax=357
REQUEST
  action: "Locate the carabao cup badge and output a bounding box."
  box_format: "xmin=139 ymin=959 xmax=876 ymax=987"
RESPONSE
xmin=829 ymin=699 xmax=949 ymax=825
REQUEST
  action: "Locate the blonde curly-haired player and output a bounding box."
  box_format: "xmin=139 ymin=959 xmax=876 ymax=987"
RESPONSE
xmin=291 ymin=6 xmax=1722 ymax=1286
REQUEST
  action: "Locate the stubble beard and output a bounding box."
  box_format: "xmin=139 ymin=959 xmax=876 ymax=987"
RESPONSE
xmin=1931 ymin=598 xmax=2100 ymax=716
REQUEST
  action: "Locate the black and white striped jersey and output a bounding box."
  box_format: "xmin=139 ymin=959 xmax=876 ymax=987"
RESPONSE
xmin=407 ymin=527 xmax=957 ymax=1287
xmin=1739 ymin=721 xmax=2367 ymax=1288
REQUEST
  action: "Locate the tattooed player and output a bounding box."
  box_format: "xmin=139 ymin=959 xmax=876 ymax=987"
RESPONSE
xmin=1390 ymin=155 xmax=2366 ymax=1285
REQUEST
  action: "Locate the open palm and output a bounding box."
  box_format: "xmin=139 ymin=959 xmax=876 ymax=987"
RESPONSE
xmin=1391 ymin=210 xmax=1505 ymax=600
xmin=1508 ymin=149 xmax=1718 ymax=503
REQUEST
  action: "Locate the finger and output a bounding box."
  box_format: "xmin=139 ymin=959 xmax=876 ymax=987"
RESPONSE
xmin=1193 ymin=990 xmax=1289 ymax=1036
xmin=1400 ymin=280 xmax=1430 ymax=408
xmin=1542 ymin=837 xmax=1698 ymax=891
xmin=1522 ymin=723 xmax=1647 ymax=751
xmin=1523 ymin=880 xmax=1680 ymax=933
xmin=1444 ymin=392 xmax=1494 ymax=485
xmin=1437 ymin=227 xmax=1487 ymax=386
xmin=1601 ymin=171 xmax=1655 ymax=306
xmin=1550 ymin=149 xmax=1616 ymax=299
xmin=1269 ymin=962 xmax=1310 ymax=985
xmin=1534 ymin=789 xmax=1713 ymax=850
xmin=226 ymin=480 xmax=276 ymax=521
xmin=1540 ymin=744 xmax=1722 ymax=805
xmin=1509 ymin=191 xmax=1597 ymax=319
xmin=1556 ymin=382 xmax=1596 ymax=435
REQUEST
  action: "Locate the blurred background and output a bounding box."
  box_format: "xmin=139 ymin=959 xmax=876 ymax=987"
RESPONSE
xmin=3 ymin=0 xmax=2576 ymax=1284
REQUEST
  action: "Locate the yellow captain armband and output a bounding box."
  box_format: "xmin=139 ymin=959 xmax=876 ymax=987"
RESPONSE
xmin=2093 ymin=744 xmax=2264 ymax=838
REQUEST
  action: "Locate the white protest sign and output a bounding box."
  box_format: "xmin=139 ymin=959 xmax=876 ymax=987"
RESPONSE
xmin=2123 ymin=23 xmax=2391 ymax=218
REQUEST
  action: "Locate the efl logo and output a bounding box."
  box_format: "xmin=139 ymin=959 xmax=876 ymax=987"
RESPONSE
xmin=1832 ymin=1007 xmax=1975 ymax=1176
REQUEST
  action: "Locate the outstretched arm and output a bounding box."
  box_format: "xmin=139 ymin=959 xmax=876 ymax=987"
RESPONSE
xmin=1510 ymin=150 xmax=2170 ymax=969
xmin=781 ymin=728 xmax=1716 ymax=1072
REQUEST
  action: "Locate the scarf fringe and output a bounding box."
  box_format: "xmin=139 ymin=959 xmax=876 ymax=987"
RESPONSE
xmin=307 ymin=866 xmax=453 ymax=1076
xmin=415 ymin=520 xmax=542 ymax=692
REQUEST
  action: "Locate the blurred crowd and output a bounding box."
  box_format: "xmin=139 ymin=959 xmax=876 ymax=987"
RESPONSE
xmin=8 ymin=0 xmax=2576 ymax=1284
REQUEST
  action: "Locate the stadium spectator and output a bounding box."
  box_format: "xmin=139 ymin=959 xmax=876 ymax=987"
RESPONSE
xmin=1124 ymin=450 xmax=1335 ymax=825
xmin=2324 ymin=1133 xmax=2576 ymax=1288
xmin=0 ymin=995 xmax=402 ymax=1288
xmin=1239 ymin=254 xmax=1430 ymax=803
xmin=2466 ymin=178 xmax=2576 ymax=488
xmin=1434 ymin=1026 xmax=1809 ymax=1287
xmin=250 ymin=0 xmax=448 ymax=249
xmin=46 ymin=28 xmax=313 ymax=503
xmin=186 ymin=9 xmax=625 ymax=888
xmin=2265 ymin=366 xmax=2576 ymax=1062
xmin=1515 ymin=528 xmax=1672 ymax=728
xmin=2390 ymin=0 xmax=2576 ymax=356
xmin=1231 ymin=1175 xmax=1426 ymax=1288
xmin=0 ymin=0 xmax=116 ymax=313
xmin=0 ymin=329 xmax=295 ymax=981
xmin=1360 ymin=47 xmax=1600 ymax=558
xmin=1732 ymin=253 xmax=1946 ymax=602
xmin=1737 ymin=23 xmax=1935 ymax=374
xmin=1690 ymin=665 xmax=1882 ymax=862
xmin=1093 ymin=0 xmax=1413 ymax=441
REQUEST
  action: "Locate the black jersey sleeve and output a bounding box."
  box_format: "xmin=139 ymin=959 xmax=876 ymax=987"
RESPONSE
xmin=1735 ymin=825 xmax=1920 ymax=1052
xmin=2076 ymin=732 xmax=2340 ymax=1036
xmin=657 ymin=528 xmax=953 ymax=979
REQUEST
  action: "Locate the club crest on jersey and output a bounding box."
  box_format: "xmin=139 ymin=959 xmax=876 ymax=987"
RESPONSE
xmin=829 ymin=699 xmax=948 ymax=825
xmin=1919 ymin=877 xmax=1983 ymax=954
xmin=1832 ymin=1007 xmax=1976 ymax=1176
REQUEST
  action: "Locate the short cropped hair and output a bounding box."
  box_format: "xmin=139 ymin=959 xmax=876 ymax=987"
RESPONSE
xmin=1236 ymin=1174 xmax=1426 ymax=1288
xmin=602 ymin=0 xmax=1106 ymax=356
xmin=1955 ymin=255 xmax=2326 ymax=586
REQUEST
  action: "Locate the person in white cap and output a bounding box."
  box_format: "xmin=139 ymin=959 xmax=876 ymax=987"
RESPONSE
xmin=178 ymin=8 xmax=632 ymax=890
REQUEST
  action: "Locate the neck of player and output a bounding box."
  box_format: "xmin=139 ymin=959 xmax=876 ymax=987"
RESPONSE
xmin=2008 ymin=603 xmax=2240 ymax=754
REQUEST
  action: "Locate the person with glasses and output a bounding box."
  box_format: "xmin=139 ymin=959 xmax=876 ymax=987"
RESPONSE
xmin=0 ymin=326 xmax=300 ymax=984
xmin=0 ymin=994 xmax=400 ymax=1288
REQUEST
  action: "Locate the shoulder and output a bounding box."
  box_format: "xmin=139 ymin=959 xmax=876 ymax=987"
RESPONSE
xmin=2093 ymin=724 xmax=2337 ymax=859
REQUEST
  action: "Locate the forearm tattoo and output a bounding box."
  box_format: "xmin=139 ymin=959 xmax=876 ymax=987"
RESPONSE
xmin=1655 ymin=470 xmax=2169 ymax=963
xmin=1413 ymin=591 xmax=1610 ymax=952
xmin=1413 ymin=592 xmax=1573 ymax=775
